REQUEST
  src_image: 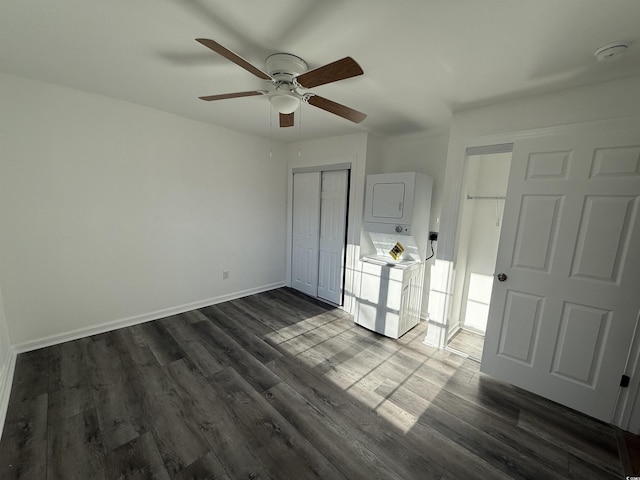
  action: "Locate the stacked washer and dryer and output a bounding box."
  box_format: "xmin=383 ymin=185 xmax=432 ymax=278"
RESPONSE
xmin=355 ymin=172 xmax=433 ymax=339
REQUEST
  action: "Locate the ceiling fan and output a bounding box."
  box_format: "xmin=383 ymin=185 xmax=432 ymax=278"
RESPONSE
xmin=196 ymin=38 xmax=367 ymax=128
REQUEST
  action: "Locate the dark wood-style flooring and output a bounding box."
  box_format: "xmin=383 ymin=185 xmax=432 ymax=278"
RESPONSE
xmin=0 ymin=287 xmax=632 ymax=479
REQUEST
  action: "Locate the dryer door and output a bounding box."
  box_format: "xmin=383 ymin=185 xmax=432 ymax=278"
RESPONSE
xmin=364 ymin=173 xmax=416 ymax=225
xmin=372 ymin=182 xmax=405 ymax=219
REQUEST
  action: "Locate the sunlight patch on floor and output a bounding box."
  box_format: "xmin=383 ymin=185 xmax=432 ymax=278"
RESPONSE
xmin=271 ymin=318 xmax=466 ymax=434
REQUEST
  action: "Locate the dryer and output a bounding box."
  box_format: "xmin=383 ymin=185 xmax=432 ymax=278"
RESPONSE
xmin=363 ymin=172 xmax=433 ymax=260
xmin=355 ymin=172 xmax=433 ymax=338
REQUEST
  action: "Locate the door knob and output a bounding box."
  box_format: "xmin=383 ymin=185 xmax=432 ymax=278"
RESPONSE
xmin=496 ymin=273 xmax=507 ymax=282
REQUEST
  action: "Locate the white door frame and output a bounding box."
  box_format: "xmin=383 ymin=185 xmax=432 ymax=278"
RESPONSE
xmin=443 ymin=149 xmax=513 ymax=347
xmin=436 ymin=115 xmax=640 ymax=431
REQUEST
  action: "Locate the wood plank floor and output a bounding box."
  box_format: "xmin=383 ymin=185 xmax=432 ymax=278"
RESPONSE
xmin=0 ymin=287 xmax=631 ymax=479
xmin=447 ymin=329 xmax=485 ymax=361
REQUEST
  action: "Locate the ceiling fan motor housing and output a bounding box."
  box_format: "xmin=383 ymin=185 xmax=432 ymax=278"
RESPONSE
xmin=265 ymin=53 xmax=309 ymax=113
xmin=266 ymin=53 xmax=308 ymax=82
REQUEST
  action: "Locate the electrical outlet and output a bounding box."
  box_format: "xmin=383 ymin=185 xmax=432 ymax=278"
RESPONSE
xmin=429 ymin=232 xmax=438 ymax=241
xmin=222 ymin=270 xmax=229 ymax=280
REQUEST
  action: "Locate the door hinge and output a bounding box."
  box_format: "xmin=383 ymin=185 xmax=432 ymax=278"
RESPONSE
xmin=620 ymin=375 xmax=630 ymax=388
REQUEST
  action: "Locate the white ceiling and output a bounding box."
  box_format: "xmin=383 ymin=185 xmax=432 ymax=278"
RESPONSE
xmin=2 ymin=0 xmax=640 ymax=143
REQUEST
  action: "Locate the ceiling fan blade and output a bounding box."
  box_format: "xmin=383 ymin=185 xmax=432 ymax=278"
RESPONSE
xmin=280 ymin=113 xmax=295 ymax=128
xmin=296 ymin=57 xmax=363 ymax=88
xmin=196 ymin=38 xmax=272 ymax=80
xmin=199 ymin=91 xmax=264 ymax=101
xmin=307 ymin=95 xmax=366 ymax=123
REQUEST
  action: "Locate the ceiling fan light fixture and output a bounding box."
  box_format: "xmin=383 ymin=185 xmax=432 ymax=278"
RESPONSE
xmin=269 ymin=93 xmax=300 ymax=114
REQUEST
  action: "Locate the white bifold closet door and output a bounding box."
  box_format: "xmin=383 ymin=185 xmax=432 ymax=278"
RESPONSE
xmin=292 ymin=172 xmax=321 ymax=297
xmin=292 ymin=170 xmax=348 ymax=305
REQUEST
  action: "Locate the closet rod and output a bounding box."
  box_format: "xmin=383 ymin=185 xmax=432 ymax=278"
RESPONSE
xmin=466 ymin=195 xmax=506 ymax=200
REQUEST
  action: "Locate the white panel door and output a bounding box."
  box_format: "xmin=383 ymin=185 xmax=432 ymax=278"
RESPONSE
xmin=292 ymin=172 xmax=321 ymax=297
xmin=317 ymin=170 xmax=348 ymax=305
xmin=481 ymin=126 xmax=640 ymax=422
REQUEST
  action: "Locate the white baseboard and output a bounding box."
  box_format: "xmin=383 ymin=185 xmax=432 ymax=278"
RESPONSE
xmin=13 ymin=282 xmax=286 ymax=353
xmin=0 ymin=345 xmax=17 ymax=440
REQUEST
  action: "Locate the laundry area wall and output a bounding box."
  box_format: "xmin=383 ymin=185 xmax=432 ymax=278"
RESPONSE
xmin=286 ymin=131 xmax=449 ymax=320
xmin=376 ymin=131 xmax=450 ymax=319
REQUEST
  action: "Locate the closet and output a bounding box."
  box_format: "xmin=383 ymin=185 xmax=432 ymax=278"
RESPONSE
xmin=446 ymin=151 xmax=511 ymax=360
xmin=291 ymin=168 xmax=349 ymax=305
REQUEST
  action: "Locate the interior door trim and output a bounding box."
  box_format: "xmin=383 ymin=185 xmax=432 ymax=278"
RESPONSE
xmin=465 ymin=143 xmax=514 ymax=156
xmin=292 ymin=162 xmax=352 ymax=174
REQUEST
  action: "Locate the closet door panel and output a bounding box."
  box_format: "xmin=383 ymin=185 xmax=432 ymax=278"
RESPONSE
xmin=318 ymin=170 xmax=349 ymax=305
xmin=292 ymin=172 xmax=321 ymax=297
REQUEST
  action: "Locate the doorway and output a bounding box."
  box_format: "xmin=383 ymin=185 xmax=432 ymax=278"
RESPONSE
xmin=445 ymin=151 xmax=512 ymax=361
xmin=434 ymin=120 xmax=640 ymax=427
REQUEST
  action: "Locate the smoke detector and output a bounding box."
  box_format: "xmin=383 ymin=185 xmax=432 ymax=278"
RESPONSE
xmin=594 ymin=42 xmax=629 ymax=62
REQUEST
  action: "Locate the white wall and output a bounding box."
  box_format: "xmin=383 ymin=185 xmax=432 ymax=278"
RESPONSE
xmin=286 ymin=133 xmax=368 ymax=314
xmin=0 ymin=283 xmax=14 ymax=434
xmin=364 ymin=134 xmax=386 ymax=175
xmin=380 ymin=131 xmax=449 ymax=233
xmin=0 ymin=73 xmax=288 ymax=348
xmin=0 ymin=286 xmax=11 ymax=375
xmin=375 ymin=131 xmax=450 ymax=317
